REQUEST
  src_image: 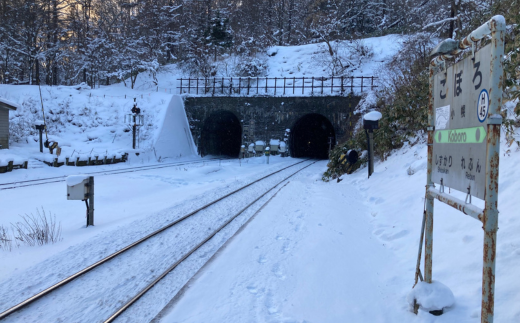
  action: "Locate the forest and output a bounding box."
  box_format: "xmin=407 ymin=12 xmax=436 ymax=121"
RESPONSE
xmin=0 ymin=0 xmax=513 ymax=87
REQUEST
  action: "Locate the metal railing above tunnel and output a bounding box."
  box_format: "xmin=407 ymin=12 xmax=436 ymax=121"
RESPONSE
xmin=178 ymin=76 xmax=377 ymax=96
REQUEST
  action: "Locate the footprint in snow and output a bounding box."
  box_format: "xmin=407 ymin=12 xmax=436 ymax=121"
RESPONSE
xmin=276 ymin=235 xmax=284 ymax=240
xmin=258 ymin=256 xmax=268 ymax=263
xmin=380 ymin=230 xmax=409 ymax=241
xmin=247 ymin=285 xmax=258 ymax=294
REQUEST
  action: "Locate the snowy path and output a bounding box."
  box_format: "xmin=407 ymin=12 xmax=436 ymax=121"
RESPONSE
xmin=156 ymin=161 xmax=411 ymax=323
xmin=0 ymin=159 xmax=313 ymax=322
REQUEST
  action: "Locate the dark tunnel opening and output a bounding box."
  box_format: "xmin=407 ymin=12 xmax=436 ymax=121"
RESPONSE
xmin=200 ymin=110 xmax=242 ymax=157
xmin=290 ymin=113 xmax=335 ymax=159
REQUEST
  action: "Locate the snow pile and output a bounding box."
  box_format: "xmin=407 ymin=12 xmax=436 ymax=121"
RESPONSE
xmin=363 ymin=111 xmax=382 ymax=121
xmin=0 ymin=97 xmax=21 ymax=109
xmin=66 ymin=175 xmax=90 ymax=187
xmin=407 ymin=281 xmax=455 ymax=312
xmin=153 ymin=95 xmax=197 ymax=160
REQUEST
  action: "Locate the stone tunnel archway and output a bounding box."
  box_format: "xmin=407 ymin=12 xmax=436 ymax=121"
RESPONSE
xmin=290 ymin=113 xmax=335 ymax=159
xmin=200 ymin=110 xmax=242 ymax=157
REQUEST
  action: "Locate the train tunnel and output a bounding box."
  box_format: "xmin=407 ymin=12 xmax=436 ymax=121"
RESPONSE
xmin=290 ymin=113 xmax=335 ymax=159
xmin=200 ymin=110 xmax=242 ymax=157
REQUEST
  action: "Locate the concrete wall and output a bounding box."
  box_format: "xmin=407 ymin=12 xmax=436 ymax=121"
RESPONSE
xmin=184 ymin=96 xmax=361 ymax=151
xmin=0 ymin=108 xmax=9 ymax=149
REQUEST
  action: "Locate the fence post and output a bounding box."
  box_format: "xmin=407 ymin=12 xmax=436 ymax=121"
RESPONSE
xmin=311 ymin=77 xmax=314 ymax=94
xmin=180 ymin=78 xmax=183 ymax=94
xmin=293 ymin=77 xmax=296 ymax=94
xmin=321 ymin=77 xmax=324 ymax=95
xmin=213 ymin=78 xmax=216 ymax=96
xmin=238 ymin=77 xmax=241 ymax=95
xmin=341 ymin=76 xmax=344 ymax=93
xmin=222 ymin=77 xmax=224 ymax=94
xmin=351 ymin=76 xmax=354 ymax=93
xmin=248 ymin=77 xmax=251 ymax=95
xmin=331 ymin=77 xmax=334 ymax=94
xmin=283 ymin=77 xmax=286 ymax=95
xmin=188 ymin=78 xmax=191 ymax=94
xmin=196 ymin=78 xmax=199 ymax=95
xmin=302 ymin=77 xmax=305 ymax=94
xmin=371 ymin=76 xmax=374 ymax=90
xmin=274 ymin=77 xmax=277 ymax=95
xmin=257 ymin=77 xmax=259 ymax=94
xmin=230 ymin=77 xmax=233 ymax=95
xmin=265 ymin=77 xmax=268 ymax=93
xmin=361 ymin=76 xmax=364 ymax=92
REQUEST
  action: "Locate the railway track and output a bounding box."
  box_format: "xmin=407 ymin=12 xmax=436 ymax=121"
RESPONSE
xmin=0 ymin=159 xmax=316 ymax=322
xmin=0 ymin=157 xmax=228 ymax=190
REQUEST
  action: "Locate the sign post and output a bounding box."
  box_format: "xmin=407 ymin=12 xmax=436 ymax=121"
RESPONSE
xmin=417 ymin=16 xmax=505 ymax=322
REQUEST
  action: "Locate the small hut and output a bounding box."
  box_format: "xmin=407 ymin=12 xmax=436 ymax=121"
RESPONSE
xmin=0 ymin=98 xmax=20 ymax=149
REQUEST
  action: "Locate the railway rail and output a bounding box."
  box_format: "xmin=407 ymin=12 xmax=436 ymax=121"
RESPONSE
xmin=0 ymin=157 xmax=228 ymax=190
xmin=0 ymin=159 xmax=315 ymax=322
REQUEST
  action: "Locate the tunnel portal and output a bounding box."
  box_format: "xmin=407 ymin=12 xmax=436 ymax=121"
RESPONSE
xmin=200 ymin=110 xmax=242 ymax=157
xmin=290 ymin=113 xmax=335 ymax=159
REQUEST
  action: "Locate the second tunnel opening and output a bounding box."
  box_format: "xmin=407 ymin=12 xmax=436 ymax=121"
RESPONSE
xmin=290 ymin=113 xmax=335 ymax=159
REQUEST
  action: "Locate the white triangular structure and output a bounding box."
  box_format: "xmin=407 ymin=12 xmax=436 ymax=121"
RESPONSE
xmin=154 ymin=95 xmax=198 ymax=160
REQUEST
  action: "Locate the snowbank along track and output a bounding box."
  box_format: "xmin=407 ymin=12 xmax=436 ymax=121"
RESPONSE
xmin=0 ymin=157 xmax=229 ymax=190
xmin=0 ymin=159 xmax=316 ymax=322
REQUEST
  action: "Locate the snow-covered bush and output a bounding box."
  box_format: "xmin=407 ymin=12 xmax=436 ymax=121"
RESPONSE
xmin=11 ymin=208 xmax=62 ymax=247
xmin=0 ymin=225 xmax=13 ymax=251
xmin=234 ymin=56 xmax=268 ymax=77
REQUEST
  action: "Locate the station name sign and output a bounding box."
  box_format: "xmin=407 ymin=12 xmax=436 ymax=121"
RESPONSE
xmin=432 ymin=44 xmax=491 ymax=199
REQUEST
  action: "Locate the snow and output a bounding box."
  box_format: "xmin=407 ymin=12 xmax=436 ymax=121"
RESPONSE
xmin=0 ymin=33 xmax=520 ymax=323
xmin=364 ymin=110 xmax=382 ymax=121
xmin=0 ymin=96 xmax=21 ymax=109
xmin=255 ymin=140 xmax=265 ymax=146
xmin=153 ymin=95 xmax=198 ymax=160
xmin=66 ymin=175 xmax=90 ymax=186
xmin=269 ymin=139 xmax=280 ymax=145
xmin=408 ymin=281 xmax=455 ymax=312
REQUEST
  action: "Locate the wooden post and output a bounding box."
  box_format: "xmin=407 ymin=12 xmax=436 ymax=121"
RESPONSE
xmin=361 ymin=76 xmax=364 ymax=92
xmin=311 ymin=77 xmax=314 ymax=94
xmin=213 ymin=78 xmax=216 ymax=96
xmin=238 ymin=77 xmax=241 ymax=95
xmin=179 ymin=78 xmax=183 ymax=94
xmin=283 ymin=77 xmax=286 ymax=95
xmin=331 ymin=77 xmax=334 ymax=94
xmin=274 ymin=77 xmax=277 ymax=95
xmin=302 ymin=77 xmax=305 ymax=94
xmin=293 ymin=77 xmax=295 ymax=94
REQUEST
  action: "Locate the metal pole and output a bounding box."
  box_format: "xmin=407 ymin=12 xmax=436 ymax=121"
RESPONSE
xmin=368 ymin=130 xmax=374 ymax=176
xmin=87 ymin=176 xmax=94 ymax=226
xmin=132 ymin=115 xmax=136 ymax=149
xmin=481 ymin=16 xmax=505 ymax=323
xmin=39 ymin=128 xmax=43 ymax=153
xmin=424 ymin=63 xmax=437 ymax=284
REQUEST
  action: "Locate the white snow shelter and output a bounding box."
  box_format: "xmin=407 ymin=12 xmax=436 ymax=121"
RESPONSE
xmin=0 ymin=98 xmax=20 ymax=149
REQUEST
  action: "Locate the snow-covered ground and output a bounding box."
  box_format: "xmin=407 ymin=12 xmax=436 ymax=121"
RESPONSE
xmin=1 ymin=33 xmax=520 ymax=322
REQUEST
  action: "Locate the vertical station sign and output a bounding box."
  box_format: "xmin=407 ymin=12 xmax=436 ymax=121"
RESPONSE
xmin=432 ymin=45 xmax=492 ymax=199
xmin=419 ymin=15 xmax=505 ymax=323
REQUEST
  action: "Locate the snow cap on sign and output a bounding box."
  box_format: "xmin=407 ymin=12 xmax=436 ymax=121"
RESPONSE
xmin=363 ymin=111 xmax=382 ymax=121
xmin=279 ymin=141 xmax=286 ymax=147
xmin=66 ymin=175 xmax=90 ymax=186
xmin=270 ymin=139 xmax=280 ymax=145
xmin=407 ymin=281 xmax=455 ymax=312
xmin=255 ymin=140 xmax=265 ymax=146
